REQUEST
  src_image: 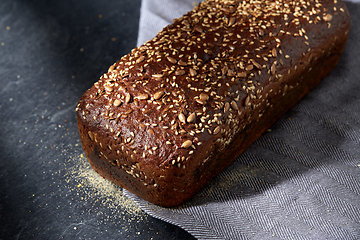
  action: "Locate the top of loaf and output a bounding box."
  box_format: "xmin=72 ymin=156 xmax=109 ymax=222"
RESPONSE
xmin=77 ymin=0 xmax=349 ymax=183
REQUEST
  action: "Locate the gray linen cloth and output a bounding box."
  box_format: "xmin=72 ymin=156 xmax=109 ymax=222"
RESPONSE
xmin=124 ymin=0 xmax=360 ymax=239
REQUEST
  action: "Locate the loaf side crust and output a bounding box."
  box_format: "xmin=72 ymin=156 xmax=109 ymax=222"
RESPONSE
xmin=77 ymin=0 xmax=350 ymax=206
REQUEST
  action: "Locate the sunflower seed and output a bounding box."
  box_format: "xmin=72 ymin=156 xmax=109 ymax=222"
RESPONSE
xmin=175 ymin=70 xmax=186 ymax=75
xmin=228 ymin=17 xmax=236 ymax=26
xmin=189 ymin=68 xmax=197 ymax=76
xmin=230 ymin=100 xmax=238 ymax=110
xmin=187 ymin=113 xmax=195 ymax=123
xmin=271 ymin=63 xmax=276 ymax=75
xmin=167 ymin=57 xmax=177 ymax=64
xmin=178 ymin=113 xmax=186 ymax=124
xmin=152 ymin=74 xmax=164 ymax=78
xmin=153 ymin=90 xmax=164 ymax=100
xmin=245 ymin=95 xmax=251 ymax=106
xmin=178 ymin=60 xmax=187 ymax=66
xmin=323 ymin=14 xmax=332 ymax=21
xmin=245 ymin=64 xmax=254 ymax=71
xmin=113 ymin=99 xmax=122 ymax=107
xmin=272 ymin=48 xmax=277 ymax=57
xmin=125 ymin=93 xmax=131 ymax=103
xmin=137 ymin=93 xmax=149 ymax=100
xmin=199 ymin=93 xmax=209 ymax=101
xmin=224 ymin=102 xmax=230 ymax=113
xmin=181 ymin=140 xmax=192 ymax=148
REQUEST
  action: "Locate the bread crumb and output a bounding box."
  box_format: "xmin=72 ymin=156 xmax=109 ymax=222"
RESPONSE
xmin=64 ymin=154 xmax=145 ymax=220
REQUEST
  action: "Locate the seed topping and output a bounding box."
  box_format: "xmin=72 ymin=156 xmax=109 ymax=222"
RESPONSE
xmin=213 ymin=126 xmax=221 ymax=135
xmin=153 ymin=90 xmax=165 ymax=100
xmin=189 ymin=68 xmax=197 ymax=76
xmin=224 ymin=102 xmax=230 ymax=113
xmin=137 ymin=93 xmax=149 ymax=100
xmin=178 ymin=113 xmax=186 ymax=124
xmin=245 ymin=65 xmax=254 ymax=71
xmin=187 ymin=113 xmax=195 ymax=123
xmin=178 ymin=60 xmax=187 ymax=66
xmin=230 ymin=100 xmax=238 ymax=110
xmin=323 ymin=14 xmax=332 ymax=21
xmin=228 ymin=17 xmax=236 ymax=27
xmin=199 ymin=93 xmax=209 ymax=101
xmin=167 ymin=56 xmax=177 ymax=64
xmin=244 ymin=95 xmax=251 ymax=106
xmin=88 ymin=131 xmax=94 ymax=141
xmin=125 ymin=93 xmax=131 ymax=103
xmin=175 ymin=70 xmax=186 ymax=76
xmin=113 ymin=99 xmax=122 ymax=107
xmin=181 ymin=140 xmax=192 ymax=149
xmin=136 ymin=55 xmax=145 ymax=64
xmin=152 ymin=74 xmax=164 ymax=78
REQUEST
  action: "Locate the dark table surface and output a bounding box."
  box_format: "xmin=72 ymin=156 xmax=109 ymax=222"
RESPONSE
xmin=0 ymin=0 xmax=195 ymax=239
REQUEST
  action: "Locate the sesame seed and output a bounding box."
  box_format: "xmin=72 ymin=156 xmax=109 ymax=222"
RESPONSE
xmin=104 ymin=85 xmax=113 ymax=92
xmin=213 ymin=126 xmax=220 ymax=135
xmin=108 ymin=65 xmax=115 ymax=72
xmin=195 ymin=99 xmax=206 ymax=105
xmin=88 ymin=131 xmax=94 ymax=140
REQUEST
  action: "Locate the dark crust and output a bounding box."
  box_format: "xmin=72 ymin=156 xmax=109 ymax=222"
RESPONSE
xmin=76 ymin=0 xmax=351 ymax=207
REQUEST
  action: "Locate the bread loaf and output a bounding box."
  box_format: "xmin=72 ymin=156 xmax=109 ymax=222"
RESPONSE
xmin=76 ymin=0 xmax=350 ymax=206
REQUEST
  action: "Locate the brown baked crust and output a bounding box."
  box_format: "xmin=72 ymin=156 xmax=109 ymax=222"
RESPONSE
xmin=76 ymin=0 xmax=350 ymax=207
